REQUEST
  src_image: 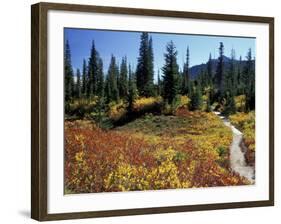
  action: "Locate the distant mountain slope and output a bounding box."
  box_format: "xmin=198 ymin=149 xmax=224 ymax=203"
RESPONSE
xmin=189 ymin=56 xmax=254 ymax=79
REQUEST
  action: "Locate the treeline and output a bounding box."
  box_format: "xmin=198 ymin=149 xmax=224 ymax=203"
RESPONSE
xmin=65 ymin=32 xmax=255 ymax=115
xmin=196 ymin=43 xmax=255 ymax=114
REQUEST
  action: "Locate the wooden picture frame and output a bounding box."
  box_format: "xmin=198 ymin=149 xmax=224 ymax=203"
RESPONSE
xmin=31 ymin=2 xmax=274 ymax=221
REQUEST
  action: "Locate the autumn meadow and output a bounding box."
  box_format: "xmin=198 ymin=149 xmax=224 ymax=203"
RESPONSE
xmin=64 ymin=29 xmax=255 ymax=194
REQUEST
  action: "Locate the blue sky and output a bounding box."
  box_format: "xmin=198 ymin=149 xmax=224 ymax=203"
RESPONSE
xmin=65 ymin=28 xmax=255 ymax=79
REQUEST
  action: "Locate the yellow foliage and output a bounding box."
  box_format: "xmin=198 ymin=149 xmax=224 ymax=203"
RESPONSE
xmin=104 ymin=146 xmax=190 ymax=191
xmin=108 ymin=101 xmax=127 ymax=120
xmin=104 ymin=162 xmax=150 ymax=191
xmin=229 ymin=112 xmax=255 ymax=151
xmin=179 ymin=95 xmax=190 ymax=107
xmin=234 ymin=95 xmax=246 ymax=112
xmin=75 ymin=151 xmax=84 ymax=163
xmin=133 ymin=96 xmax=162 ymax=112
xmin=153 ymin=146 xmax=177 ymax=162
xmin=70 ymin=97 xmax=97 ymax=108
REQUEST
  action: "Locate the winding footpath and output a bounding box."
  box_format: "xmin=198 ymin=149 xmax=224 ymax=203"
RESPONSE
xmin=214 ymin=112 xmax=255 ymax=184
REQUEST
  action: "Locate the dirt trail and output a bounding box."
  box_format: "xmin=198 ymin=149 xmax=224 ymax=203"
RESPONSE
xmin=214 ymin=112 xmax=255 ymax=183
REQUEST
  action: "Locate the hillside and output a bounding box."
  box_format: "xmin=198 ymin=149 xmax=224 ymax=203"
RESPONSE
xmin=189 ymin=56 xmax=255 ymax=79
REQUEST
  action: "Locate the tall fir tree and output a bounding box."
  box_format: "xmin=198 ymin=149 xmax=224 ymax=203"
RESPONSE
xmin=116 ymin=62 xmax=120 ymax=97
xmin=97 ymin=57 xmax=104 ymax=97
xmin=207 ymin=53 xmax=213 ymax=85
xmin=157 ymin=70 xmax=162 ymax=96
xmin=95 ymin=57 xmax=105 ymax=122
xmin=215 ymin=42 xmax=225 ymax=99
xmin=64 ymin=40 xmax=75 ymax=102
xmin=237 ymin=55 xmax=243 ymax=94
xmin=225 ymin=49 xmax=236 ymax=95
xmin=105 ymin=55 xmax=119 ymax=102
xmin=206 ymin=53 xmax=215 ymax=104
xmin=243 ymin=48 xmax=255 ymax=111
xmin=182 ymin=46 xmax=190 ymax=95
xmin=128 ymin=65 xmax=137 ymax=97
xmin=136 ymin=32 xmax=154 ymax=96
xmin=145 ymin=36 xmax=155 ymax=96
xmin=87 ymin=40 xmax=99 ymax=96
xmin=81 ymin=59 xmax=87 ymax=96
xmin=136 ymin=32 xmax=148 ymax=95
xmin=162 ymin=41 xmax=180 ymax=104
xmin=119 ymin=56 xmax=129 ymax=98
xmin=178 ymin=69 xmax=183 ymax=95
xmin=221 ymin=49 xmax=237 ymax=115
xmin=128 ymin=64 xmax=138 ymax=111
xmin=75 ymin=69 xmax=82 ymax=98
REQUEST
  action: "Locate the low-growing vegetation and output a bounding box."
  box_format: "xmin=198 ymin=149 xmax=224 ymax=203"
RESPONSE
xmin=65 ymin=110 xmax=249 ymax=193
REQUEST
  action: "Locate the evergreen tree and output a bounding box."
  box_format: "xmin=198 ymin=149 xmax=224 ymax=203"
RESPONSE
xmin=225 ymin=49 xmax=236 ymax=95
xmin=249 ymin=57 xmax=255 ymax=110
xmin=182 ymin=46 xmax=190 ymax=95
xmin=242 ymin=48 xmax=255 ymax=111
xmin=197 ymin=66 xmax=208 ymax=91
xmin=178 ymin=69 xmax=183 ymax=94
xmin=206 ymin=53 xmax=216 ymax=104
xmin=75 ymin=69 xmax=82 ymax=98
xmin=136 ymin=32 xmax=154 ymax=96
xmin=221 ymin=50 xmax=237 ymax=116
xmin=189 ymin=83 xmax=202 ymax=111
xmin=81 ymin=59 xmax=87 ymax=96
xmin=64 ymin=40 xmax=75 ymax=102
xmin=215 ymin=42 xmax=225 ymax=99
xmin=96 ymin=58 xmax=105 ymax=124
xmin=237 ymin=56 xmax=243 ymax=95
xmin=157 ymin=70 xmax=162 ymax=96
xmin=207 ymin=53 xmax=213 ymax=85
xmin=231 ymin=49 xmax=237 ymax=91
xmin=128 ymin=64 xmax=138 ymax=111
xmin=119 ymin=56 xmax=129 ymax=98
xmin=222 ymin=91 xmax=236 ymax=116
xmin=145 ymin=36 xmax=155 ymax=96
xmin=87 ymin=40 xmax=99 ymax=96
xmin=105 ymin=55 xmax=119 ymax=102
xmin=97 ymin=57 xmax=104 ymax=97
xmin=116 ymin=62 xmax=120 ymax=97
xmin=162 ymin=41 xmax=180 ymax=104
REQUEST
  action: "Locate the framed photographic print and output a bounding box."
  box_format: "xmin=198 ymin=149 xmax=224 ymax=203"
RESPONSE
xmin=31 ymin=2 xmax=274 ymax=221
